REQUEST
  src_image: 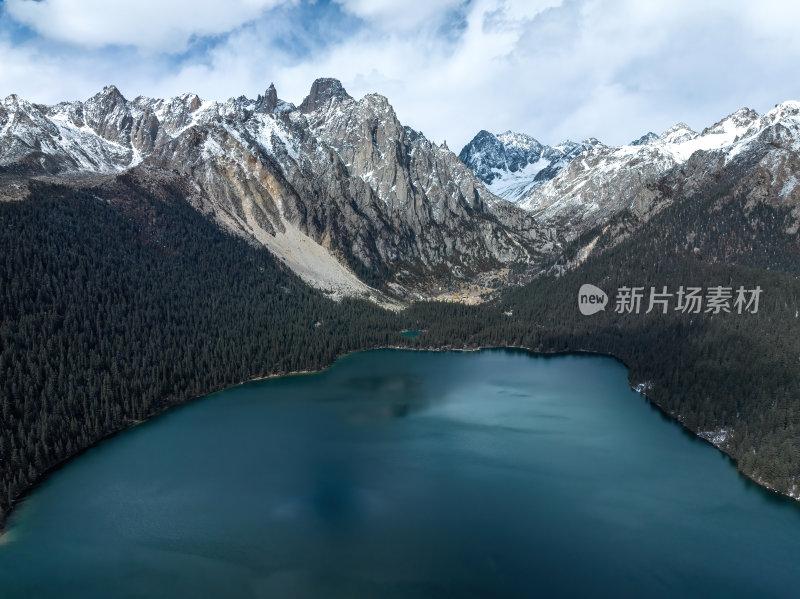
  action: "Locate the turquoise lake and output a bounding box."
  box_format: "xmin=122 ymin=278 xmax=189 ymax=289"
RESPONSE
xmin=1 ymin=349 xmax=799 ymax=598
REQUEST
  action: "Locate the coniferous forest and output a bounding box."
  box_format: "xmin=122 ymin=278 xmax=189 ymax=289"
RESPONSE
xmin=1 ymin=177 xmax=800 ymax=527
xmin=0 ymin=179 xmax=400 ymax=526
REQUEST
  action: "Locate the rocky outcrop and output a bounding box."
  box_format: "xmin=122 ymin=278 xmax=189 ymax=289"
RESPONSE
xmin=298 ymin=78 xmax=352 ymax=113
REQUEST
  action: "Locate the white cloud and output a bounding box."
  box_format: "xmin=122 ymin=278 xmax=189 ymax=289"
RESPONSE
xmin=2 ymin=0 xmax=800 ymax=152
xmin=5 ymin=0 xmax=293 ymax=52
xmin=300 ymin=0 xmax=800 ymax=149
xmin=0 ymin=38 xmax=114 ymax=102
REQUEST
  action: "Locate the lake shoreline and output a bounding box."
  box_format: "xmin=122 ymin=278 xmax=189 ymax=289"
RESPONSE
xmin=2 ymin=342 xmax=797 ymax=536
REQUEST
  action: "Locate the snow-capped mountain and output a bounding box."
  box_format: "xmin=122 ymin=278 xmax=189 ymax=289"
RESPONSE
xmin=458 ymin=130 xmax=592 ymax=203
xmin=459 ymin=105 xmax=800 ymax=245
xmin=4 ymin=80 xmax=800 ymax=296
xmin=0 ymin=79 xmax=550 ymax=299
xmin=515 ymin=105 xmax=800 ymax=235
xmin=0 ymin=84 xmax=298 ymax=175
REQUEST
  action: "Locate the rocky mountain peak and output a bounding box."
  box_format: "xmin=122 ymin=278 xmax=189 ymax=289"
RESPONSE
xmin=630 ymin=132 xmax=658 ymax=146
xmin=702 ymin=107 xmax=759 ymax=137
xmin=473 ymin=129 xmax=500 ymax=144
xmin=299 ymin=78 xmax=352 ymax=113
xmin=728 ymin=106 xmax=759 ymax=124
xmin=581 ymin=137 xmax=605 ymax=150
xmin=83 ymin=84 xmax=133 ymax=146
xmin=93 ymin=84 xmax=127 ymax=104
xmin=256 ymin=83 xmax=279 ymax=113
xmin=460 ymin=129 xmax=546 ymax=178
xmin=763 ymin=101 xmax=800 ymax=126
xmin=458 ymin=131 xmax=509 ymax=184
xmin=186 ymin=93 xmax=202 ymax=112
xmin=496 ymin=130 xmax=545 ymax=153
xmin=659 ymin=122 xmax=697 ymax=144
xmin=459 ymin=129 xmax=588 ymax=202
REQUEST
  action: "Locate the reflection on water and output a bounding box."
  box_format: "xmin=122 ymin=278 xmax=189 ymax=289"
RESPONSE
xmin=340 ymin=373 xmax=430 ymax=425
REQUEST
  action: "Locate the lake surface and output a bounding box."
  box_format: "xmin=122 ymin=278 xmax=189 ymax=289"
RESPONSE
xmin=1 ymin=349 xmax=799 ymax=598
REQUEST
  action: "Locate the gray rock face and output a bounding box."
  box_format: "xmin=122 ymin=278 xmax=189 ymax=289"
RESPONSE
xmin=0 ymin=78 xmax=547 ymax=298
xmin=512 ymin=103 xmax=799 ymax=242
xmin=294 ymin=88 xmax=559 ymax=282
xmin=299 ymin=78 xmax=352 ymax=114
xmin=256 ymin=83 xmax=279 ymax=114
xmin=83 ymin=85 xmax=133 ymax=146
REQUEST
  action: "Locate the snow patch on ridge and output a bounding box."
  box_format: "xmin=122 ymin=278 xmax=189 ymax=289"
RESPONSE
xmin=486 ymin=158 xmax=550 ymax=202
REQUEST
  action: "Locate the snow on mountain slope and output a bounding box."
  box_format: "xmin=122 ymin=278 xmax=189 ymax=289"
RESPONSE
xmin=1 ymin=93 xmax=130 ymax=173
xmin=6 ymin=81 xmax=800 ymax=293
xmin=516 ymin=104 xmax=800 ymax=233
xmin=1 ymin=79 xmax=541 ymax=300
xmin=486 ymin=157 xmax=550 ymax=201
xmin=458 ymin=130 xmax=589 ymax=203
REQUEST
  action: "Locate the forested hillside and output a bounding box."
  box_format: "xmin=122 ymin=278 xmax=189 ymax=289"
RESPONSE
xmin=0 ymin=179 xmax=401 ymax=526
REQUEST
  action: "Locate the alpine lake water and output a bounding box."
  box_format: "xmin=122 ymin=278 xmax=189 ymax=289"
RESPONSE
xmin=1 ymin=349 xmax=799 ymax=598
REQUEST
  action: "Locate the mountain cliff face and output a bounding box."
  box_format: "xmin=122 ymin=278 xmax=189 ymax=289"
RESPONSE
xmin=458 ymin=130 xmax=589 ymax=203
xmin=0 ymin=80 xmax=552 ymax=300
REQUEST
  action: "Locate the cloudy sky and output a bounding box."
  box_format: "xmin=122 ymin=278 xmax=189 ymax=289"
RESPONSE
xmin=1 ymin=0 xmax=798 ymax=150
